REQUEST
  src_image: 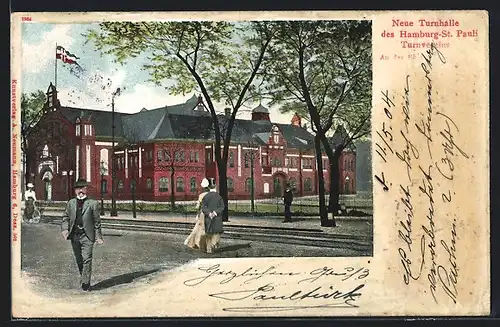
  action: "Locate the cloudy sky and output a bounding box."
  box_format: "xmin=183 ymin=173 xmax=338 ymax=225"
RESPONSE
xmin=20 ymin=23 xmax=294 ymax=123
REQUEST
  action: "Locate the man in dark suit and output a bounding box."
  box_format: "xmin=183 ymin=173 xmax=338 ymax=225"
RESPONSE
xmin=61 ymin=178 xmax=104 ymax=291
xmin=282 ymin=183 xmax=293 ymax=223
xmin=201 ymin=180 xmax=225 ymax=253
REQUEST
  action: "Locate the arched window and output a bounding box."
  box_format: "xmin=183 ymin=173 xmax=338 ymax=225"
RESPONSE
xmin=304 ymin=178 xmax=312 ymax=191
xmin=176 ymin=177 xmax=185 ymax=192
xmin=288 ymin=178 xmax=297 ymax=193
xmin=227 ymin=178 xmax=234 ymax=192
xmin=190 ymin=177 xmax=197 ymax=192
xmin=159 ymin=177 xmax=169 ymax=192
xmin=245 ymin=178 xmax=253 ymax=193
xmin=146 ymin=177 xmax=153 ymax=189
xmin=229 ymin=152 xmax=234 ymax=167
xmin=273 ymin=177 xmax=282 ymax=196
xmin=157 ymin=150 xmax=163 ymax=162
xmin=42 ymin=144 xmax=49 ymax=158
xmin=175 ymin=150 xmax=184 ymax=162
xmin=164 ymin=150 xmax=171 ymax=161
xmin=344 ymin=180 xmax=350 ymax=194
xmin=99 ymin=149 xmax=109 ymax=175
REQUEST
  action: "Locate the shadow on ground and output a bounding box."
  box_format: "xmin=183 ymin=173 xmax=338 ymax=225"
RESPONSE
xmin=91 ymin=268 xmax=161 ymax=291
xmin=217 ymin=243 xmax=252 ymax=252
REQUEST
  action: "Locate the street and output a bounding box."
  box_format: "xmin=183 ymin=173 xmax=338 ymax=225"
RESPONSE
xmin=21 ymin=222 xmax=367 ymax=299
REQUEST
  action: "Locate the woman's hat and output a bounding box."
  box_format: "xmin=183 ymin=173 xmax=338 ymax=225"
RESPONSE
xmin=74 ymin=179 xmax=89 ymax=188
xmin=200 ymin=178 xmax=210 ymax=188
xmin=27 ymin=183 xmax=34 ymax=188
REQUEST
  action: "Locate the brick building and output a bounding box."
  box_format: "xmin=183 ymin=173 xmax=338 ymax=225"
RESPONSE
xmin=27 ymin=83 xmax=356 ymax=201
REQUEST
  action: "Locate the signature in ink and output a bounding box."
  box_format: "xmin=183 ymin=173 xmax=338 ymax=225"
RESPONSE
xmin=209 ymin=283 xmax=365 ymax=312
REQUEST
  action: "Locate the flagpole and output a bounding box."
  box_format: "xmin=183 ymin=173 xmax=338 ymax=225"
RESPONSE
xmin=55 ymin=43 xmax=58 ymax=90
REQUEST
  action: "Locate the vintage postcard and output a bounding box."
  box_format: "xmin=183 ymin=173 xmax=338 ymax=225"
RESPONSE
xmin=10 ymin=10 xmax=489 ymax=317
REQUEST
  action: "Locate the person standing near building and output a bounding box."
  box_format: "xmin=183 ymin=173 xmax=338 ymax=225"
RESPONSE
xmin=282 ymin=183 xmax=293 ymax=223
xmin=184 ymin=178 xmax=210 ymax=251
xmin=61 ymin=179 xmax=104 ymax=291
xmin=24 ymin=183 xmax=37 ymax=222
xmin=201 ymin=179 xmax=225 ymax=254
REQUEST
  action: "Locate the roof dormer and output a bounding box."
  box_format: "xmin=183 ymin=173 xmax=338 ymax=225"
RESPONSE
xmin=251 ymin=103 xmax=270 ymax=121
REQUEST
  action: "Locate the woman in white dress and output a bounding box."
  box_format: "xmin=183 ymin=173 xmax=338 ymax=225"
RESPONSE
xmin=184 ymin=178 xmax=210 ymax=251
xmin=24 ymin=183 xmax=37 ymax=222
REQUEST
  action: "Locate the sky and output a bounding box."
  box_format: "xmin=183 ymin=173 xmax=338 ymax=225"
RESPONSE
xmin=20 ymin=23 xmax=294 ymax=124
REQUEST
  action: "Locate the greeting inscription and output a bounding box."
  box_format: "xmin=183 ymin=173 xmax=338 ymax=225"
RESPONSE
xmin=183 ymin=263 xmax=370 ymax=312
xmin=374 ymin=43 xmax=469 ymax=305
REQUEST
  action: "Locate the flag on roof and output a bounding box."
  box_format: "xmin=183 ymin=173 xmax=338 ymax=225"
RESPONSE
xmin=56 ymin=45 xmax=80 ymax=65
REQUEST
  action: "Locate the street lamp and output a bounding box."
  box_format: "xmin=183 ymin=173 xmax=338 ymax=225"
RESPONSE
xmin=99 ymin=160 xmax=107 ymax=216
xmin=68 ymin=170 xmax=73 ymax=200
xmin=245 ymin=151 xmax=256 ymax=215
xmin=110 ymin=87 xmax=121 ymax=217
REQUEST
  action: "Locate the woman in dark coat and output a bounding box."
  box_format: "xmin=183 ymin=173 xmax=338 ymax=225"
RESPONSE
xmin=201 ymin=180 xmax=225 ymax=253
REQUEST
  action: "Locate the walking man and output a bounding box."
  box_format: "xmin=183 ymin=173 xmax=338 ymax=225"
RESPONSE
xmin=201 ymin=179 xmax=225 ymax=253
xmin=282 ymin=183 xmax=293 ymax=223
xmin=61 ymin=178 xmax=104 ymax=291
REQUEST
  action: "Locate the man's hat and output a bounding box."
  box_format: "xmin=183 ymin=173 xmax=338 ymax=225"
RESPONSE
xmin=27 ymin=183 xmax=34 ymax=188
xmin=74 ymin=178 xmax=89 ymax=188
xmin=208 ymin=178 xmax=217 ymax=189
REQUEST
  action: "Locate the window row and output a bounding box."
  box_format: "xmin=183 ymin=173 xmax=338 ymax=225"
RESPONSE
xmin=155 ymin=150 xmax=200 ymax=163
xmin=104 ymin=176 xmax=315 ymax=194
xmin=145 ymin=176 xmax=198 ymax=193
xmin=114 ymin=156 xmax=139 ymax=170
xmin=75 ymin=124 xmax=93 ymax=136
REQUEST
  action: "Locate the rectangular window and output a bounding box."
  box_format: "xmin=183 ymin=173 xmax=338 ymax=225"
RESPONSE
xmin=274 ymin=135 xmax=279 ymax=143
xmin=101 ymin=179 xmax=108 ymax=193
xmin=76 ymin=125 xmax=80 ymax=136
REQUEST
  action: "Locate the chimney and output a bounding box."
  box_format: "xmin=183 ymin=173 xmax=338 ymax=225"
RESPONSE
xmin=291 ymin=113 xmax=302 ymax=127
xmin=224 ymin=107 xmax=231 ymax=117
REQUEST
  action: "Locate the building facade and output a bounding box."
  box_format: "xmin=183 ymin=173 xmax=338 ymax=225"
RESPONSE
xmin=27 ymin=84 xmax=356 ymax=201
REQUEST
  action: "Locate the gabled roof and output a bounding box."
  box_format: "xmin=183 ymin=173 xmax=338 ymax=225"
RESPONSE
xmin=54 ymin=95 xmax=316 ymax=150
xmin=326 ymin=125 xmax=356 ymax=152
xmin=58 ymin=106 xmax=130 ymax=137
xmin=275 ymin=123 xmax=314 ymax=149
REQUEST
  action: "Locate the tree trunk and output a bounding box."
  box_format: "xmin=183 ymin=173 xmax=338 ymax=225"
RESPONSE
xmin=170 ymin=168 xmax=175 ymax=209
xmin=24 ymin=152 xmax=31 ymax=189
xmin=314 ymin=136 xmax=329 ymax=226
xmin=217 ymin=160 xmax=229 ymax=222
xmin=328 ymin=147 xmax=343 ymax=217
xmin=327 ymin=152 xmax=341 ymax=227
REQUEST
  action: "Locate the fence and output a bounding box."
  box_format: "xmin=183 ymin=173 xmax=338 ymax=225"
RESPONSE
xmin=35 ymin=193 xmax=373 ymax=217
